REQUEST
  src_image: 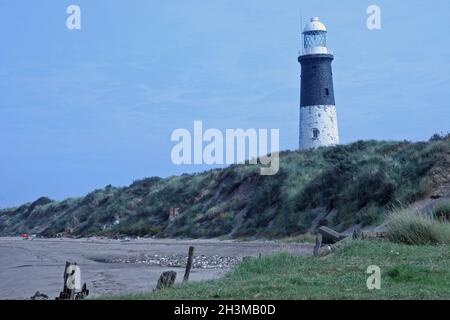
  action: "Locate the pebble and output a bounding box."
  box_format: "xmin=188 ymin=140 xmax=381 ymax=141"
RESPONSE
xmin=108 ymin=254 xmax=242 ymax=270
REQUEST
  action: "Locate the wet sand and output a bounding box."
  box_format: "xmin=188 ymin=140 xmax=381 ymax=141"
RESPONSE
xmin=0 ymin=237 xmax=313 ymax=299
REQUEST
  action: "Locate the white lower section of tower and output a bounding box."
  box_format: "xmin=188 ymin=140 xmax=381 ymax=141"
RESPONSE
xmin=299 ymin=105 xmax=339 ymax=150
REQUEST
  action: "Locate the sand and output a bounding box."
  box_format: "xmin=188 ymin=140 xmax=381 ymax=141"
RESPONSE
xmin=0 ymin=237 xmax=312 ymax=299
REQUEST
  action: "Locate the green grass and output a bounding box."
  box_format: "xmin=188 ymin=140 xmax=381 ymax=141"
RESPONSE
xmin=105 ymin=240 xmax=450 ymax=300
xmin=385 ymin=207 xmax=450 ymax=245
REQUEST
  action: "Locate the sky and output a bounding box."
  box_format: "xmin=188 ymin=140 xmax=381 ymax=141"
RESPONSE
xmin=0 ymin=0 xmax=449 ymax=208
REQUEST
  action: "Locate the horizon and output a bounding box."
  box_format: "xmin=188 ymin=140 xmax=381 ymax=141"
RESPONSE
xmin=1 ymin=0 xmax=450 ymax=207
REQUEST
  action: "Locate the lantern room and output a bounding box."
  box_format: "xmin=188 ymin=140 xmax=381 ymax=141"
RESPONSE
xmin=302 ymin=17 xmax=330 ymax=55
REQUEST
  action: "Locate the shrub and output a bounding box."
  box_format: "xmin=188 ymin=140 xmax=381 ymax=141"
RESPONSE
xmin=385 ymin=207 xmax=450 ymax=245
xmin=429 ymin=132 xmax=450 ymax=142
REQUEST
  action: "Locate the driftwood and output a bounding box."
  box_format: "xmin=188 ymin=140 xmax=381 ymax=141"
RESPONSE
xmin=183 ymin=246 xmax=195 ymax=283
xmin=318 ymin=226 xmax=347 ymax=243
xmin=156 ymin=271 xmax=177 ymax=290
xmin=313 ymin=226 xmax=351 ymax=257
xmin=317 ymin=237 xmax=352 ymax=257
xmin=56 ymin=262 xmax=89 ymax=300
xmin=314 ymin=226 xmax=386 ymax=257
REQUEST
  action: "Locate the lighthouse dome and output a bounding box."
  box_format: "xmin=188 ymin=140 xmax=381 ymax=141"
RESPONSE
xmin=303 ymin=17 xmax=327 ymax=33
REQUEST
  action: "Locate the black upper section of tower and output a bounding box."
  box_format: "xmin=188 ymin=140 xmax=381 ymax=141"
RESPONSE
xmin=298 ymin=54 xmax=335 ymax=107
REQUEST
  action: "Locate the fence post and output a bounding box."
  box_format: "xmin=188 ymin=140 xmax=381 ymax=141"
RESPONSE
xmin=183 ymin=246 xmax=195 ymax=282
xmin=156 ymin=271 xmax=177 ymax=290
xmin=58 ymin=261 xmax=77 ymax=300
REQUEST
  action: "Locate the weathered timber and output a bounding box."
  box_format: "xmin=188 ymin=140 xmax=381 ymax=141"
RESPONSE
xmin=57 ymin=261 xmax=77 ymax=300
xmin=55 ymin=262 xmax=89 ymax=300
xmin=183 ymin=246 xmax=195 ymax=283
xmin=318 ymin=226 xmax=347 ymax=243
xmin=157 ymin=271 xmax=177 ymax=290
xmin=317 ymin=237 xmax=352 ymax=257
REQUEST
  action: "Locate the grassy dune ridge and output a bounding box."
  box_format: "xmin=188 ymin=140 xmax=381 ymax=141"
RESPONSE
xmin=1 ymin=138 xmax=449 ymax=238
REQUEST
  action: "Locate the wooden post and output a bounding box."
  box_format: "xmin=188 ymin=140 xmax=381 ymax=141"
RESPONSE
xmin=313 ymin=233 xmax=322 ymax=257
xmin=156 ymin=271 xmax=177 ymax=290
xmin=58 ymin=262 xmax=76 ymax=300
xmin=183 ymin=246 xmax=195 ymax=283
xmin=55 ymin=261 xmax=89 ymax=300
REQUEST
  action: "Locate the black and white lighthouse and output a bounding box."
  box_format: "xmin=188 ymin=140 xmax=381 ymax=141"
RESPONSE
xmin=298 ymin=17 xmax=339 ymax=150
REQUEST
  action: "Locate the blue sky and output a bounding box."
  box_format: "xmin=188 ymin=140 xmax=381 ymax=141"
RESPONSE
xmin=0 ymin=0 xmax=449 ymax=208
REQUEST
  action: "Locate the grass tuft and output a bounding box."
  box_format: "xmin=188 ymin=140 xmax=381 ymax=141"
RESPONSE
xmin=434 ymin=201 xmax=450 ymax=222
xmin=385 ymin=207 xmax=450 ymax=245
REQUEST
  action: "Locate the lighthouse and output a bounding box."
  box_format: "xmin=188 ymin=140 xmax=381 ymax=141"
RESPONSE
xmin=298 ymin=17 xmax=339 ymax=150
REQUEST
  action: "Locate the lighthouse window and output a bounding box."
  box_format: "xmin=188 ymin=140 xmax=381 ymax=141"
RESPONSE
xmin=325 ymin=88 xmax=330 ymax=96
xmin=312 ymin=128 xmax=320 ymax=140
